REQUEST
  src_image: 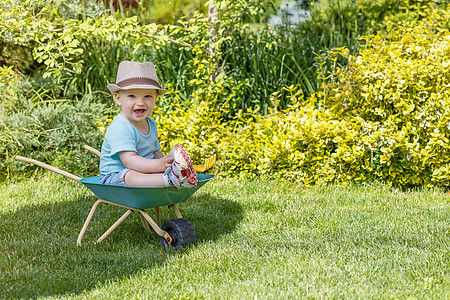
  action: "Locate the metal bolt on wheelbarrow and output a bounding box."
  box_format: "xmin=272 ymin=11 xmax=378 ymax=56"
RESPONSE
xmin=15 ymin=146 xmax=215 ymax=250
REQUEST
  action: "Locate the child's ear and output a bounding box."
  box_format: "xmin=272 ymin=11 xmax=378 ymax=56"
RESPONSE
xmin=114 ymin=92 xmax=121 ymax=106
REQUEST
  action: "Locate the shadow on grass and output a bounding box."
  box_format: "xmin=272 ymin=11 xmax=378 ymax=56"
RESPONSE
xmin=0 ymin=191 xmax=243 ymax=298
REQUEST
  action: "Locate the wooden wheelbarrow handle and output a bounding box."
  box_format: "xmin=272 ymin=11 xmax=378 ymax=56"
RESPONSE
xmin=83 ymin=145 xmax=101 ymax=157
xmin=15 ymin=156 xmax=81 ymax=181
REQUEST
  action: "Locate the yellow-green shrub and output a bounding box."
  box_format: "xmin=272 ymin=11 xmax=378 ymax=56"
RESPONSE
xmin=154 ymin=81 xmax=228 ymax=163
xmin=153 ymin=7 xmax=450 ymax=187
xmin=154 ymin=83 xmax=344 ymax=184
xmin=315 ymin=8 xmax=450 ymax=186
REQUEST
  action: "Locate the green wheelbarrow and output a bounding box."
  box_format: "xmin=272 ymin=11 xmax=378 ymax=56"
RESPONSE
xmin=15 ymin=149 xmax=215 ymax=250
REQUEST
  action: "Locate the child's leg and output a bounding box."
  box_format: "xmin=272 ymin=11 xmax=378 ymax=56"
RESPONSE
xmin=123 ymin=170 xmax=165 ymax=187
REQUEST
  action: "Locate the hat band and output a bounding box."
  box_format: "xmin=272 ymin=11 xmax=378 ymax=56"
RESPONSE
xmin=116 ymin=77 xmax=161 ymax=89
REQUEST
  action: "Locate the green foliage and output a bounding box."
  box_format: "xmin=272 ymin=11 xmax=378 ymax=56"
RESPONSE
xmin=154 ymin=79 xmax=228 ymax=162
xmin=0 ymin=0 xmax=108 ymax=74
xmin=297 ymin=0 xmax=448 ymax=61
xmin=0 ymin=77 xmax=106 ymax=179
xmin=1 ymin=0 xmax=445 ymax=110
xmin=219 ymin=28 xmax=317 ymax=113
xmin=383 ymin=0 xmax=449 ymax=25
xmin=0 ymin=41 xmax=37 ymax=74
xmin=1 ymin=0 xmax=450 ymax=187
xmin=152 ymin=6 xmax=450 ymax=187
xmin=1 ymin=0 xmax=315 ymax=115
xmin=313 ymin=7 xmax=450 ymax=186
xmin=135 ymin=0 xmax=207 ymax=24
xmin=153 ymin=83 xmax=340 ymax=184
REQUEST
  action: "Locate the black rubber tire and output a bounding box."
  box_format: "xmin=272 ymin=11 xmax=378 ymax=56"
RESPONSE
xmin=159 ymin=218 xmax=196 ymax=250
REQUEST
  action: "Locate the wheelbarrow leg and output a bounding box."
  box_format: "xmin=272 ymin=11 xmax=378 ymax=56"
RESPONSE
xmin=139 ymin=214 xmax=151 ymax=232
xmin=78 ymin=199 xmax=172 ymax=245
xmin=154 ymin=207 xmax=161 ymax=226
xmin=170 ymin=204 xmax=183 ymax=219
xmin=138 ymin=210 xmax=172 ymax=244
xmin=97 ymin=209 xmax=133 ymax=244
xmin=78 ymin=199 xmax=135 ymax=245
xmin=77 ymin=199 xmax=103 ymax=245
xmin=139 ymin=207 xmax=161 ymax=231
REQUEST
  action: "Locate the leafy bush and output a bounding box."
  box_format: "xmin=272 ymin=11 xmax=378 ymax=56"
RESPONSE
xmin=0 ymin=74 xmax=106 ymax=179
xmin=310 ymin=7 xmax=450 ymax=186
xmin=154 ymin=83 xmax=343 ymax=184
xmin=152 ymin=6 xmax=450 ymax=187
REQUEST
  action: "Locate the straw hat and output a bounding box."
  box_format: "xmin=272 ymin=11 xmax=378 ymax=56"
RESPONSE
xmin=107 ymin=61 xmax=169 ymax=95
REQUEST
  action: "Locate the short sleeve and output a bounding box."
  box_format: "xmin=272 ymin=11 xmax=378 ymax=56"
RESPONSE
xmin=108 ymin=118 xmax=138 ymax=158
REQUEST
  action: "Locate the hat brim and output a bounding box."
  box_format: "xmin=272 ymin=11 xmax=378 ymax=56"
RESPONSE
xmin=107 ymin=83 xmax=169 ymax=95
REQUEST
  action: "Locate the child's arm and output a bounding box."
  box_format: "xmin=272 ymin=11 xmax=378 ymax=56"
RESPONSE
xmin=153 ymin=150 xmax=165 ymax=159
xmin=119 ymin=151 xmax=173 ymax=174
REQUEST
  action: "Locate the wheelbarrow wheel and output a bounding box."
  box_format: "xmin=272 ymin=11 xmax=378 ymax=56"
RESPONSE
xmin=160 ymin=218 xmax=196 ymax=250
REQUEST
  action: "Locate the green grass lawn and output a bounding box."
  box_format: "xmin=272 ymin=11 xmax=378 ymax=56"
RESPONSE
xmin=0 ymin=175 xmax=449 ymax=299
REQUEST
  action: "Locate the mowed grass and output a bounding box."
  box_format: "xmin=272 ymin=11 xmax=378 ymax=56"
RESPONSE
xmin=0 ymin=174 xmax=448 ymax=299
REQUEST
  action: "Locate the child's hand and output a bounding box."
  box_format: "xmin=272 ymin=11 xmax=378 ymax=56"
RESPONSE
xmin=163 ymin=151 xmax=174 ymax=169
xmin=153 ymin=150 xmax=173 ymax=170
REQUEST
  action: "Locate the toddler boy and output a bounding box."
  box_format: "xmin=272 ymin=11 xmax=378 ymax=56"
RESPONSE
xmin=99 ymin=61 xmax=198 ymax=188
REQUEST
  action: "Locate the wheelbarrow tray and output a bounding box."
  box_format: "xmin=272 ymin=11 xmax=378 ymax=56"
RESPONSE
xmin=79 ymin=174 xmax=215 ymax=210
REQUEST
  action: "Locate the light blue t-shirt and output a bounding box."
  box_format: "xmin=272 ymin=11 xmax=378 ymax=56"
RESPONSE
xmin=99 ymin=113 xmax=161 ymax=175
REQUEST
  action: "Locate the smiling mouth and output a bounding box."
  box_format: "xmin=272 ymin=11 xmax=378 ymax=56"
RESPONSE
xmin=134 ymin=109 xmax=146 ymax=115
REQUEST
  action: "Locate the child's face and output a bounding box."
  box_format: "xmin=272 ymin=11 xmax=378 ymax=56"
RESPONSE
xmin=115 ymin=89 xmax=158 ymax=126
